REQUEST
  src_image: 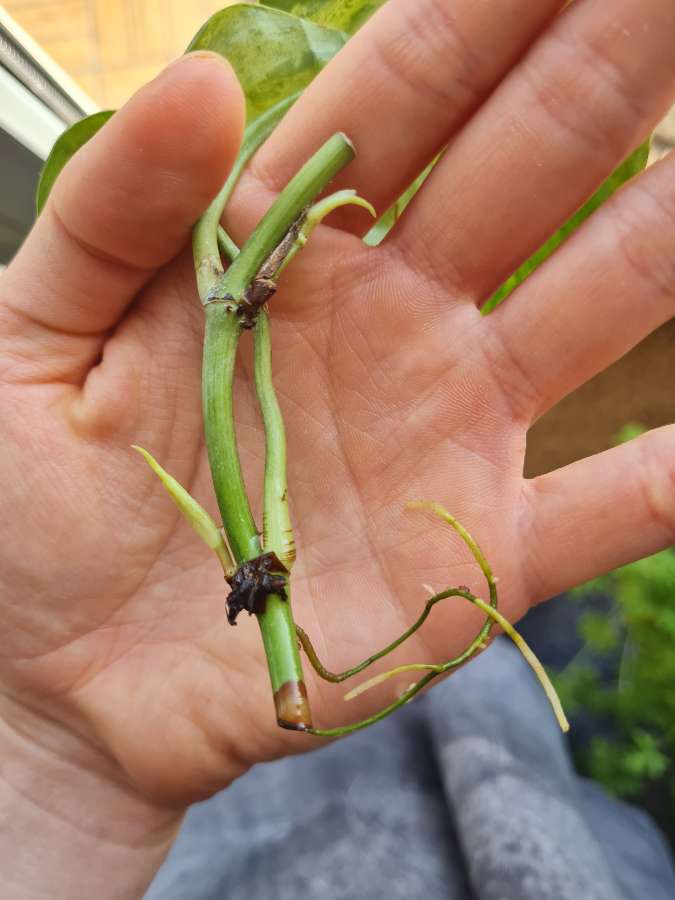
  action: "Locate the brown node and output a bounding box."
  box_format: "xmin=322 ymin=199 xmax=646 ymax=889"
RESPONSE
xmin=237 ymin=277 xmax=277 ymax=329
xmin=225 ymin=551 xmax=288 ymax=625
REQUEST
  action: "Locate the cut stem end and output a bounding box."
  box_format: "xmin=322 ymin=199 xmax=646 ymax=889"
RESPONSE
xmin=274 ymin=680 xmax=312 ymax=730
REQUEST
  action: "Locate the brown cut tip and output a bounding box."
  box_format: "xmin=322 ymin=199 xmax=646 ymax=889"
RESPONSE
xmin=277 ymin=720 xmax=309 ymax=732
xmin=275 ymin=680 xmax=312 ymax=731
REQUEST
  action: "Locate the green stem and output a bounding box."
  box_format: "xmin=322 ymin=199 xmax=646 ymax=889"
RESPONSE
xmin=252 ymin=308 xmax=305 ymax=727
xmin=254 ymin=311 xmax=295 ymax=569
xmin=202 ymin=306 xmax=260 ymax=562
xmin=193 ymin=92 xmax=300 ymax=303
xmin=216 ymin=132 xmax=354 ymax=301
xmin=217 ymin=226 xmax=240 ymax=263
xmin=200 ymin=132 xmax=356 ymax=729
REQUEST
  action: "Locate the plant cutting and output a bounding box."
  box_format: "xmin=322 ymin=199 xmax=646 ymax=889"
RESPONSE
xmin=34 ymin=0 xmax=655 ymax=739
xmin=142 ymin=123 xmax=568 ymax=735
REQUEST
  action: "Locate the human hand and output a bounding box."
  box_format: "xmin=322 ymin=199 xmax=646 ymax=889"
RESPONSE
xmin=1 ymin=1 xmax=674 ymax=891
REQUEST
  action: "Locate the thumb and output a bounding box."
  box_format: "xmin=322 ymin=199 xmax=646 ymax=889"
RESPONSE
xmin=1 ymin=52 xmax=244 ymax=341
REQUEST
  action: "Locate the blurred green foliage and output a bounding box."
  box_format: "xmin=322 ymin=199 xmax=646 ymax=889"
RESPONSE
xmin=556 ymin=423 xmax=675 ymax=827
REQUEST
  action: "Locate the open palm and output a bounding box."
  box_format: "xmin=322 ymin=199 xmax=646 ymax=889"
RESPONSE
xmin=1 ymin=0 xmax=675 ymax=810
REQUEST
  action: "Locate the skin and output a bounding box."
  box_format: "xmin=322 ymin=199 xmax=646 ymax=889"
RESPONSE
xmin=0 ymin=0 xmax=674 ymax=894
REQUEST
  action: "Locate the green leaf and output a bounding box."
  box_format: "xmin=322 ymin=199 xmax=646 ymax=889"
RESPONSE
xmin=482 ymin=141 xmax=650 ymax=314
xmin=35 ymin=110 xmax=114 ymax=215
xmin=36 ymin=3 xmax=350 ymax=211
xmin=132 ymin=445 xmax=234 ymax=573
xmin=276 ymin=188 xmax=375 ymax=272
xmin=188 ymin=4 xmax=348 ymax=123
xmin=364 ymin=156 xmax=437 ymax=246
xmin=261 ymin=0 xmax=388 ymax=34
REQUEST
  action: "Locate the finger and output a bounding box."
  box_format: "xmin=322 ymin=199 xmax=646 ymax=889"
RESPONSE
xmin=483 ymin=149 xmax=675 ymax=425
xmin=524 ymin=426 xmax=675 ymax=602
xmin=395 ymin=0 xmax=675 ymax=300
xmin=235 ymin=0 xmax=563 ymax=234
xmin=0 ymin=53 xmax=244 ymax=351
